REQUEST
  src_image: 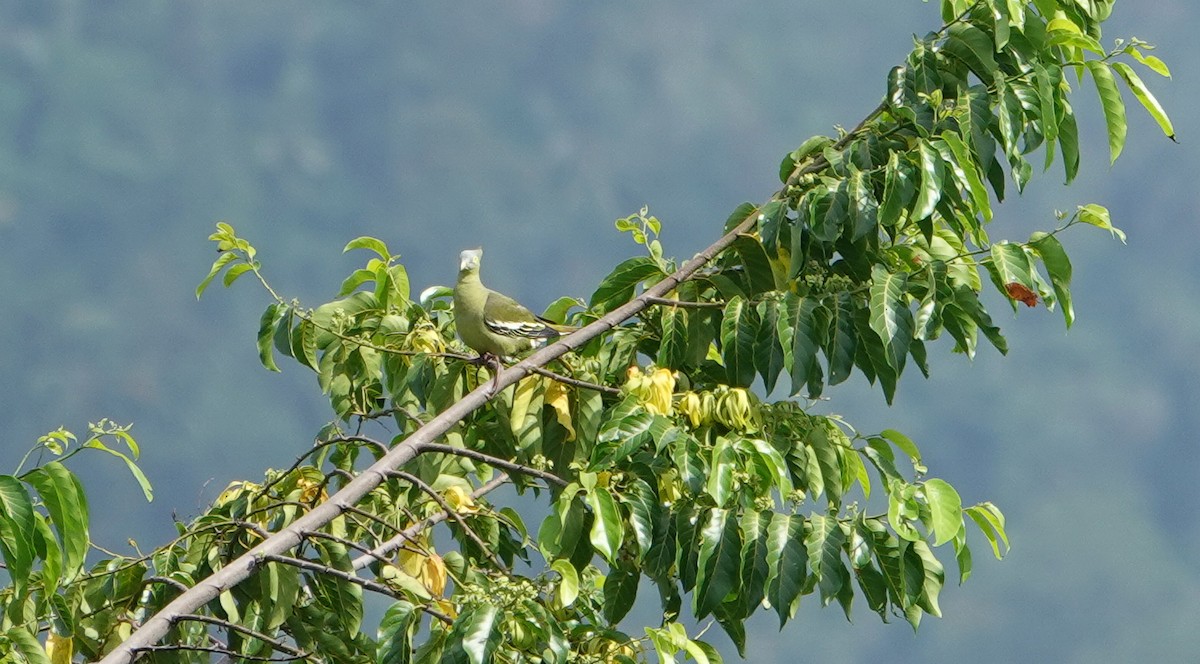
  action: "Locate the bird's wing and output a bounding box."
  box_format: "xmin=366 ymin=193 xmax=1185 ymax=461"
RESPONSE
xmin=483 ymin=290 xmax=557 ymax=339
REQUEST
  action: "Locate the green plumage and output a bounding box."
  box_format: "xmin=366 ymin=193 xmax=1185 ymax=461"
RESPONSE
xmin=453 ymin=248 xmax=562 ymax=358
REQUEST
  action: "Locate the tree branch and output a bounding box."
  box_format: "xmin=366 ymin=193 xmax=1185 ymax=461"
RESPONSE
xmin=415 ymin=443 xmax=567 ymax=487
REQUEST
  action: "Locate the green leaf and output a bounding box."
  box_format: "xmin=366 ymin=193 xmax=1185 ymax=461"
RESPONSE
xmin=5 ymin=627 xmax=51 ymax=664
xmin=779 ymin=293 xmax=823 ymax=397
xmin=881 ymin=429 xmax=922 ymax=465
xmin=1077 ymin=203 xmax=1126 ymax=243
xmin=847 ymin=166 xmax=879 ymax=242
xmin=657 ymin=305 xmax=689 ymax=370
xmin=987 ymin=242 xmax=1037 ymax=309
xmin=723 ymin=202 xmax=759 ymax=233
xmin=720 ymin=296 xmax=758 ymax=388
xmin=937 ymin=132 xmax=991 ymax=222
xmin=587 ymin=487 xmax=623 ymax=564
xmin=965 ymin=502 xmax=1010 ymax=558
xmin=551 ymin=559 xmax=579 ymax=607
xmin=343 ymin=236 xmax=391 ymax=259
xmin=944 ymin=23 xmax=998 ymax=82
xmin=377 ymin=601 xmax=417 ymax=664
xmin=23 ymin=463 xmax=89 ymax=580
xmin=1111 ymin=61 xmax=1175 ymax=141
xmin=754 ymin=299 xmax=786 ymax=395
xmin=313 ymin=539 xmax=363 ymax=635
xmin=694 ymin=508 xmax=742 ymax=619
xmin=707 ymin=437 xmax=737 ymax=508
xmin=742 ymin=437 xmax=794 ymax=498
xmin=910 ymin=540 xmax=945 ymax=618
xmin=1085 ymin=60 xmax=1127 ymax=163
xmin=1058 ymin=102 xmax=1081 ymax=184
xmin=731 ymin=234 xmax=777 ymax=295
xmin=589 ymin=256 xmax=664 ymax=313
xmin=923 ymin=478 xmax=964 ymax=546
xmin=1029 ymin=232 xmax=1074 ymax=327
xmin=736 ymin=510 xmax=773 ymax=615
xmin=879 ymin=152 xmax=916 ymax=228
xmin=196 ymin=251 xmax=238 ymax=298
xmin=257 ymin=303 xmax=286 ymax=372
xmin=1128 ymin=47 xmax=1171 ymax=78
xmin=456 ymin=605 xmax=499 ymax=664
xmin=766 ymin=513 xmax=807 ymax=627
xmin=623 ymin=478 xmax=658 ymax=561
xmin=603 ymin=561 xmax=640 ymax=624
xmin=221 ymin=261 xmax=255 ymax=288
xmin=805 ymin=514 xmax=847 ymax=605
xmin=823 ymin=293 xmax=857 ymax=386
xmin=912 ymin=141 xmax=944 ymax=222
xmin=82 ymin=434 xmax=155 ymax=501
xmin=0 ymin=475 xmax=36 ymax=588
xmin=868 ymin=266 xmax=913 ymax=372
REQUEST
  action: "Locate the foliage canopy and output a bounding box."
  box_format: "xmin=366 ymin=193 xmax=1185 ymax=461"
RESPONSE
xmin=0 ymin=1 xmax=1173 ymax=662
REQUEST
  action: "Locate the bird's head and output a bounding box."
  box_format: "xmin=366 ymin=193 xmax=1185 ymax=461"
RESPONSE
xmin=459 ymin=248 xmax=483 ymax=274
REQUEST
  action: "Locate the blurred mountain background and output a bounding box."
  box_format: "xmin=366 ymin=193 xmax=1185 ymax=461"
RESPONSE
xmin=0 ymin=2 xmax=1195 ymax=661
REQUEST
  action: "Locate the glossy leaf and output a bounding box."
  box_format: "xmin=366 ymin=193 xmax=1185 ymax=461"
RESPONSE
xmin=587 ymin=487 xmax=623 ymax=564
xmin=805 ymin=514 xmax=847 ymax=604
xmin=923 ymin=479 xmax=964 ymax=546
xmin=780 ymin=294 xmax=823 ymax=397
xmin=736 ymin=511 xmax=773 ymax=615
xmin=823 ymin=293 xmax=857 ymax=386
xmin=912 ymin=141 xmax=944 ymax=222
xmin=868 ymin=266 xmax=913 ymax=372
xmin=257 ymin=303 xmax=286 ymax=372
xmin=377 ymin=601 xmax=417 ymax=664
xmin=1111 ymin=61 xmax=1175 ymax=141
xmin=1029 ymin=232 xmax=1074 ymax=327
xmin=551 ymin=559 xmax=579 ymax=607
xmin=694 ymin=508 xmax=742 ymax=619
xmin=766 ymin=513 xmax=807 ymax=627
xmin=1085 ymin=60 xmax=1127 ymax=164
xmin=0 ymin=475 xmax=35 ymax=588
xmin=721 ymin=296 xmax=758 ymax=388
xmin=23 ymin=463 xmax=89 ymax=581
xmin=589 ymin=256 xmax=663 ymax=313
xmin=603 ymin=562 xmax=640 ymax=624
xmin=879 ymin=152 xmax=916 ymax=228
xmin=456 ymin=605 xmax=500 ymax=664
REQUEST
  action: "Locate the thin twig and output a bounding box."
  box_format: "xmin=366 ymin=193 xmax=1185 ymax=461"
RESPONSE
xmin=391 ymin=470 xmax=508 ymax=573
xmin=354 ymin=474 xmax=510 ymax=569
xmin=168 ymin=613 xmax=306 ymax=658
xmin=416 ymin=443 xmax=567 ymax=487
xmin=644 ymin=296 xmax=727 ymax=309
xmin=527 ymin=365 xmax=621 ymax=395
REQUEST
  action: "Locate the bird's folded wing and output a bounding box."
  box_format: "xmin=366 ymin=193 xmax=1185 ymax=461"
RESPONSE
xmin=483 ymin=290 xmax=557 ymax=339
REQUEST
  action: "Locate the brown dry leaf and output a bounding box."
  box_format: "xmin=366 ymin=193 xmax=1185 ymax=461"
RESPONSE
xmin=1005 ymin=282 xmax=1038 ymax=307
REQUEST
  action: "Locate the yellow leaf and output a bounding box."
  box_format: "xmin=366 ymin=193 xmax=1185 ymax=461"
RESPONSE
xmin=397 ymin=542 xmax=427 ymax=577
xmin=644 ymin=368 xmax=676 ymax=415
xmin=443 ymin=485 xmax=480 ymax=514
xmin=47 ymin=633 xmax=73 ymax=664
xmin=544 ymin=380 xmax=576 ymax=440
xmin=509 ymin=376 xmax=541 ymax=437
xmin=421 ymin=553 xmax=448 ymax=596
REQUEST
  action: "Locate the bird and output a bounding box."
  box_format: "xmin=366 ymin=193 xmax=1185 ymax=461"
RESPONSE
xmin=453 ymin=248 xmax=574 ymax=390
